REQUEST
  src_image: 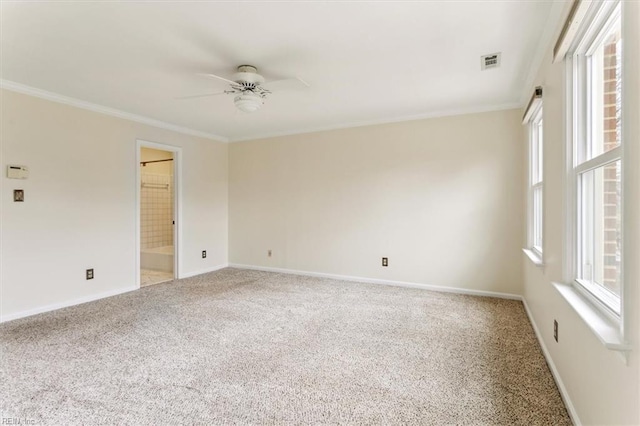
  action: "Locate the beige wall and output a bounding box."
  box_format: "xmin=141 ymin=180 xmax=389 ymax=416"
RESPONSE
xmin=521 ymin=2 xmax=640 ymax=424
xmin=229 ymin=109 xmax=524 ymax=296
xmin=0 ymin=89 xmax=228 ymax=320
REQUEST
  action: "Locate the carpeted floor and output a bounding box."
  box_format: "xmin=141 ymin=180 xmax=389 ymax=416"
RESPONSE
xmin=0 ymin=268 xmax=571 ymax=425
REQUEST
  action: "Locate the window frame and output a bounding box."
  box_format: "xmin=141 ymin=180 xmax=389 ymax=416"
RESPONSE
xmin=566 ymin=0 xmax=623 ymax=321
xmin=528 ymin=106 xmax=544 ymax=260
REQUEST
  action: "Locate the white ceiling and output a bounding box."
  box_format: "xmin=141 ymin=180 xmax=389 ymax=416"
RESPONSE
xmin=1 ymin=1 xmax=560 ymax=142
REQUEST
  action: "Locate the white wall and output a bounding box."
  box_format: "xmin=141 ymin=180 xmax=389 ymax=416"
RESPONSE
xmin=0 ymin=89 xmax=228 ymax=320
xmin=229 ymin=109 xmax=524 ymax=296
xmin=521 ymin=2 xmax=640 ymax=424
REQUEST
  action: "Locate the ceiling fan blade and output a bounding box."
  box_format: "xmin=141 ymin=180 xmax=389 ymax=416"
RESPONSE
xmin=261 ymin=77 xmax=310 ymax=92
xmin=174 ymin=92 xmax=227 ymax=100
xmin=197 ymin=72 xmax=237 ymax=86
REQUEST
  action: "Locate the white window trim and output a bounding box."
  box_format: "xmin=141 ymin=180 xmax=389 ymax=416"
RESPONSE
xmin=552 ymin=282 xmax=630 ymax=352
xmin=524 ymin=95 xmax=544 ymax=267
xmin=523 ymin=248 xmax=543 ymax=267
xmin=559 ymin=0 xmax=629 ymax=360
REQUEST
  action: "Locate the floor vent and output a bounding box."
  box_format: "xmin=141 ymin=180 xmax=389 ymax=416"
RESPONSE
xmin=481 ymin=53 xmax=501 ymax=70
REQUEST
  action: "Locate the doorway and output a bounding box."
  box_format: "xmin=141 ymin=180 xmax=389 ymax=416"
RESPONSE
xmin=136 ymin=141 xmax=180 ymax=287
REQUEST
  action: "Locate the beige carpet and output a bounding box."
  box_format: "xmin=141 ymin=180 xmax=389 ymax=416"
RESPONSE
xmin=0 ymin=268 xmax=570 ymax=425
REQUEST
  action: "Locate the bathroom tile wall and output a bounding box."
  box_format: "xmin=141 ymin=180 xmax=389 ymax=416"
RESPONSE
xmin=141 ymin=172 xmax=174 ymax=249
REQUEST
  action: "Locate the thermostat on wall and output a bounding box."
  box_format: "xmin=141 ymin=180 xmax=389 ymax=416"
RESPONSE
xmin=7 ymin=165 xmax=29 ymax=179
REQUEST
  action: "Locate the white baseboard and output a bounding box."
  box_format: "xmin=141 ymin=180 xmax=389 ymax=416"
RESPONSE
xmin=179 ymin=263 xmax=229 ymax=279
xmin=522 ymin=298 xmax=581 ymax=425
xmin=1 ymin=264 xmax=229 ymax=323
xmin=0 ymin=285 xmax=137 ymax=324
xmin=228 ymin=263 xmax=522 ymax=300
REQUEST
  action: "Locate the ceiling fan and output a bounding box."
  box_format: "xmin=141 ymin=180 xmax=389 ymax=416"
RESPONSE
xmin=178 ymin=65 xmax=309 ymax=113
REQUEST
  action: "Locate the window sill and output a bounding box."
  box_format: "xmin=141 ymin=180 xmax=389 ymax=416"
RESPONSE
xmin=522 ymin=248 xmax=544 ymax=266
xmin=552 ymin=282 xmax=631 ymax=353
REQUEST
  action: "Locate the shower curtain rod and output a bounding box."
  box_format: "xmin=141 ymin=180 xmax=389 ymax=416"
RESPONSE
xmin=140 ymin=158 xmax=173 ymax=166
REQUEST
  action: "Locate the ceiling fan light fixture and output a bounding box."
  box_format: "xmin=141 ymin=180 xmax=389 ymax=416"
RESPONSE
xmin=186 ymin=65 xmax=308 ymax=113
xmin=234 ymin=92 xmax=263 ymax=113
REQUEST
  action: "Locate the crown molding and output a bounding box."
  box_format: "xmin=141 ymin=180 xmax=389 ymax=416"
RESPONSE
xmin=229 ymin=101 xmax=523 ymax=143
xmin=0 ymin=79 xmax=523 ymax=144
xmin=0 ymin=79 xmax=228 ymax=143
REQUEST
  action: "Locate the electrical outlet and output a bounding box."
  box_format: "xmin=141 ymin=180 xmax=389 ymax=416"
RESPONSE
xmin=382 ymin=257 xmax=388 ymax=267
xmin=268 ymin=250 xmax=272 ymax=257
xmin=202 ymin=250 xmax=207 ymax=259
xmin=86 ymin=269 xmax=94 ymax=280
xmin=553 ymin=320 xmax=558 ymax=342
xmin=13 ymin=189 xmax=24 ymax=202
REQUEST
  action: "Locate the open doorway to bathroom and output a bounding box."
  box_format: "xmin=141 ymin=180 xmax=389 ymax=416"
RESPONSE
xmin=137 ymin=142 xmax=179 ymax=287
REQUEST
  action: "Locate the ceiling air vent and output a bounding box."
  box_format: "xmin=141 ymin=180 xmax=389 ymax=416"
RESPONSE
xmin=481 ymin=52 xmax=501 ymax=70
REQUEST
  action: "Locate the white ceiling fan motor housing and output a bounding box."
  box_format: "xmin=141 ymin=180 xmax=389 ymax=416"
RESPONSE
xmin=232 ymin=65 xmax=265 ymax=84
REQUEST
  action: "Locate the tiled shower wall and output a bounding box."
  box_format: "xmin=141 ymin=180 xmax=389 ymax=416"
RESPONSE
xmin=141 ymin=172 xmax=174 ymax=249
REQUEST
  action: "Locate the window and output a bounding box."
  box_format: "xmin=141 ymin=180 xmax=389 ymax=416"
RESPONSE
xmin=569 ymin=2 xmax=622 ymax=316
xmin=522 ymin=87 xmax=543 ymax=265
xmin=530 ymin=107 xmax=544 ymax=258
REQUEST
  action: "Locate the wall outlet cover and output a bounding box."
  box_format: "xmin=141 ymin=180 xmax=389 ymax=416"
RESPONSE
xmin=13 ymin=189 xmax=24 ymax=202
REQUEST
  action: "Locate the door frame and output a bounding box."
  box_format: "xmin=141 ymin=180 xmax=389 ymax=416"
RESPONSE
xmin=135 ymin=139 xmax=182 ymax=288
